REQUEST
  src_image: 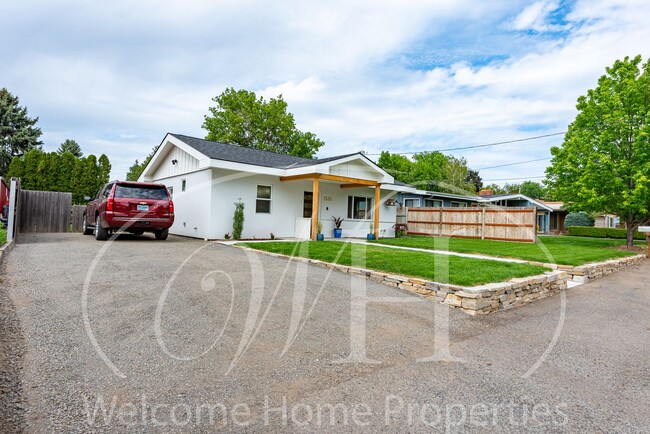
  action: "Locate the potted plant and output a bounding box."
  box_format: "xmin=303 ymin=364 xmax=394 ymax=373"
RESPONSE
xmin=332 ymin=217 xmax=344 ymax=238
xmin=316 ymin=221 xmax=324 ymax=241
xmin=367 ymin=223 xmax=375 ymax=241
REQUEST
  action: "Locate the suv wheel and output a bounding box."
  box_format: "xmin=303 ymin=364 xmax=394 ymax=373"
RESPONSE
xmin=95 ymin=216 xmax=108 ymax=241
xmin=82 ymin=214 xmax=93 ymax=235
xmin=155 ymin=228 xmax=169 ymax=240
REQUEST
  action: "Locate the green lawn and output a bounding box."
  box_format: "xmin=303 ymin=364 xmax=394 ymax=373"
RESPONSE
xmin=239 ymin=241 xmax=549 ymax=287
xmin=0 ymin=228 xmax=6 ymax=246
xmin=373 ymin=235 xmax=644 ymax=266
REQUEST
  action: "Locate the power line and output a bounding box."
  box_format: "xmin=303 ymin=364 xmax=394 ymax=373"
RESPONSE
xmin=482 ymin=175 xmax=546 ymax=182
xmin=476 ymin=157 xmax=551 ymax=170
xmin=365 ymin=132 xmax=566 ymax=156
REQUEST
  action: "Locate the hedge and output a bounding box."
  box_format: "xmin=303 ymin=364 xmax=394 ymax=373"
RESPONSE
xmin=567 ymin=226 xmax=646 ymax=240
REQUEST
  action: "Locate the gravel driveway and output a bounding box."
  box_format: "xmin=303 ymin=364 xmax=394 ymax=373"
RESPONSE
xmin=1 ymin=233 xmax=649 ymax=432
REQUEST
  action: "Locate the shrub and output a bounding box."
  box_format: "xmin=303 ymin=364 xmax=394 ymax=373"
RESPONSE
xmin=232 ymin=200 xmax=245 ymax=240
xmin=567 ymin=226 xmax=646 ymax=240
xmin=564 ymin=211 xmax=594 ymax=228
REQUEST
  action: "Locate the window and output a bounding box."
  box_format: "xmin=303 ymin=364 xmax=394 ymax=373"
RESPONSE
xmin=103 ymin=183 xmax=114 ymax=198
xmin=256 ymin=185 xmax=272 ymax=213
xmin=450 ymin=201 xmax=468 ymax=208
xmin=404 ymin=198 xmax=420 ymax=208
xmin=114 ymin=184 xmax=168 ymax=200
xmin=167 ymin=186 xmax=174 ymax=198
xmin=424 ymin=199 xmax=442 ymax=207
xmin=181 ymin=179 xmax=186 ymax=192
xmin=347 ymin=196 xmax=373 ymax=220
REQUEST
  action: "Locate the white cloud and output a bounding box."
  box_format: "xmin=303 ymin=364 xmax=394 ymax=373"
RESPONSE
xmin=510 ymin=0 xmax=565 ymax=32
xmin=1 ymin=0 xmax=649 ymax=185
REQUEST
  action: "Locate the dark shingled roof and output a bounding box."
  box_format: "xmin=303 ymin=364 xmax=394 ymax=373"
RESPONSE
xmin=171 ymin=133 xmax=358 ymax=169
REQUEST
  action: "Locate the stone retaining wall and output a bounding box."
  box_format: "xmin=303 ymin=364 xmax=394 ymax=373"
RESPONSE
xmin=236 ymin=246 xmax=645 ymax=315
xmin=555 ymin=255 xmax=645 ymax=283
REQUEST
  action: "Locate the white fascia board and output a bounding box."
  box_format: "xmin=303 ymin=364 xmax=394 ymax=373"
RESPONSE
xmin=139 ymin=134 xmax=210 ymax=181
xmin=424 ymin=191 xmax=480 ymax=201
xmin=478 ymin=194 xmax=553 ymax=211
xmin=289 ymin=153 xmax=394 ymax=183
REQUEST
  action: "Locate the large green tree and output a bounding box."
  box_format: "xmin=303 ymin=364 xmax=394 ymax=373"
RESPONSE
xmin=202 ymin=88 xmax=324 ymax=158
xmin=377 ymin=150 xmax=477 ymax=194
xmin=0 ymin=88 xmax=42 ymax=175
xmin=546 ymin=55 xmax=650 ymax=247
xmin=519 ymin=181 xmax=547 ymax=199
xmin=57 ymin=139 xmax=83 ymax=157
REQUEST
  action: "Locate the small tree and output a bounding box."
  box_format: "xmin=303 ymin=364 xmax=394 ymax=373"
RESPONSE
xmin=564 ymin=211 xmax=595 ymax=228
xmin=232 ymin=200 xmax=245 ymax=240
xmin=126 ymin=145 xmax=159 ymax=181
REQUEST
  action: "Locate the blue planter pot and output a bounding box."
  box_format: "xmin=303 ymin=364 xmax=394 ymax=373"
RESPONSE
xmin=316 ymin=234 xmax=324 ymax=241
xmin=367 ymin=234 xmax=375 ymax=241
xmin=333 ymin=228 xmax=343 ymax=238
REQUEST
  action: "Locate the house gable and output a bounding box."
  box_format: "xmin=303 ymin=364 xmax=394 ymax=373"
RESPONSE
xmin=151 ymin=145 xmax=200 ymax=180
xmin=140 ymin=134 xmax=209 ymax=182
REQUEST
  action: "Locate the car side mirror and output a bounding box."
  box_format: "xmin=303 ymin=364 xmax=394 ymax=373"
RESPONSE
xmin=84 ymin=196 xmax=92 ymax=201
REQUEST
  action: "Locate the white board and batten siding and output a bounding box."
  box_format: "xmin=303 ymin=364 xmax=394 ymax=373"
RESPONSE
xmin=151 ymin=145 xmax=200 ymax=180
xmin=329 ymin=160 xmax=384 ymax=182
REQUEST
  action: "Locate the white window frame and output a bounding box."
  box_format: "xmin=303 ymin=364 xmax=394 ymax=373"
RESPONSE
xmin=450 ymin=201 xmax=468 ymax=208
xmin=347 ymin=195 xmax=374 ymax=220
xmin=256 ymin=184 xmax=272 ymax=214
xmin=424 ymin=199 xmax=443 ymax=207
xmin=404 ymin=198 xmax=421 ymax=208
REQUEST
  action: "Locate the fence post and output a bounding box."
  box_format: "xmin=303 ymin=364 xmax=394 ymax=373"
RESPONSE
xmin=481 ymin=207 xmax=486 ymax=240
xmin=7 ymin=178 xmax=19 ymax=242
xmin=532 ymin=207 xmax=537 ymax=243
xmin=438 ymin=208 xmax=443 ymax=236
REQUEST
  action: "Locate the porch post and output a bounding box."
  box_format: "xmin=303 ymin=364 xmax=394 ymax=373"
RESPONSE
xmin=374 ymin=184 xmax=380 ymax=238
xmin=311 ymin=177 xmax=319 ymax=240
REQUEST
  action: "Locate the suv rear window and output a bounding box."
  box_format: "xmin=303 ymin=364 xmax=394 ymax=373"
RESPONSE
xmin=114 ymin=185 xmax=168 ymax=200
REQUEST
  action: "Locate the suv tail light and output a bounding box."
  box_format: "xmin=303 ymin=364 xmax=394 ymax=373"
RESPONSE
xmin=169 ymin=200 xmax=174 ymax=214
xmin=107 ymin=197 xmax=114 ymax=212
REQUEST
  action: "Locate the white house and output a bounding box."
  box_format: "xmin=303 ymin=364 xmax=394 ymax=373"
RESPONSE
xmin=138 ymin=133 xmax=402 ymax=240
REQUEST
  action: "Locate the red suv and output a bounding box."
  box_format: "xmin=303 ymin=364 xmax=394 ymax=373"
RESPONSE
xmin=83 ymin=181 xmax=174 ymax=241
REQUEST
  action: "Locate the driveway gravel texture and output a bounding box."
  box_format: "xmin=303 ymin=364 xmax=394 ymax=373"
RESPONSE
xmin=0 ymin=233 xmax=648 ymax=433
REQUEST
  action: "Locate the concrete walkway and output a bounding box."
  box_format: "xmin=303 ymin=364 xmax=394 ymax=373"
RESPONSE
xmin=326 ymin=238 xmax=530 ymax=263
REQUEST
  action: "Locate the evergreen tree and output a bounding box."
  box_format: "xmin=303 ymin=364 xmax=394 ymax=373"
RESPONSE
xmin=98 ymin=154 xmax=111 ymax=183
xmin=0 ymin=88 xmax=43 ymax=175
xmin=57 ymin=139 xmax=83 ymax=157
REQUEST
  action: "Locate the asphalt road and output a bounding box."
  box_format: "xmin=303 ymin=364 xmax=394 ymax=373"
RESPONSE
xmin=1 ymin=233 xmax=648 ymax=433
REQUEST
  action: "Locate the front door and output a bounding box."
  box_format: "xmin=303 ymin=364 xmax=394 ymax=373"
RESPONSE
xmin=303 ymin=191 xmax=313 ymax=218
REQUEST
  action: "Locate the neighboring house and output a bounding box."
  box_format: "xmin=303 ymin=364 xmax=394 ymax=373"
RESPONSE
xmin=138 ymin=133 xmax=401 ymax=240
xmin=538 ymin=201 xmax=568 ymax=234
xmin=594 ymin=214 xmax=619 ymax=228
xmin=395 ymin=186 xmax=558 ymax=234
xmin=477 ymin=193 xmax=554 ymax=234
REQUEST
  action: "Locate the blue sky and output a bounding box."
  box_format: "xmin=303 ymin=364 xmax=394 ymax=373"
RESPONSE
xmin=2 ymin=0 xmax=648 ymax=184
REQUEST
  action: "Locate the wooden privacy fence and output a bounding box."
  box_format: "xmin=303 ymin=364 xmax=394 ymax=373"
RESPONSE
xmin=406 ymin=207 xmax=537 ymax=242
xmin=18 ymin=190 xmax=72 ymax=233
xmin=71 ymin=205 xmax=86 ymax=232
